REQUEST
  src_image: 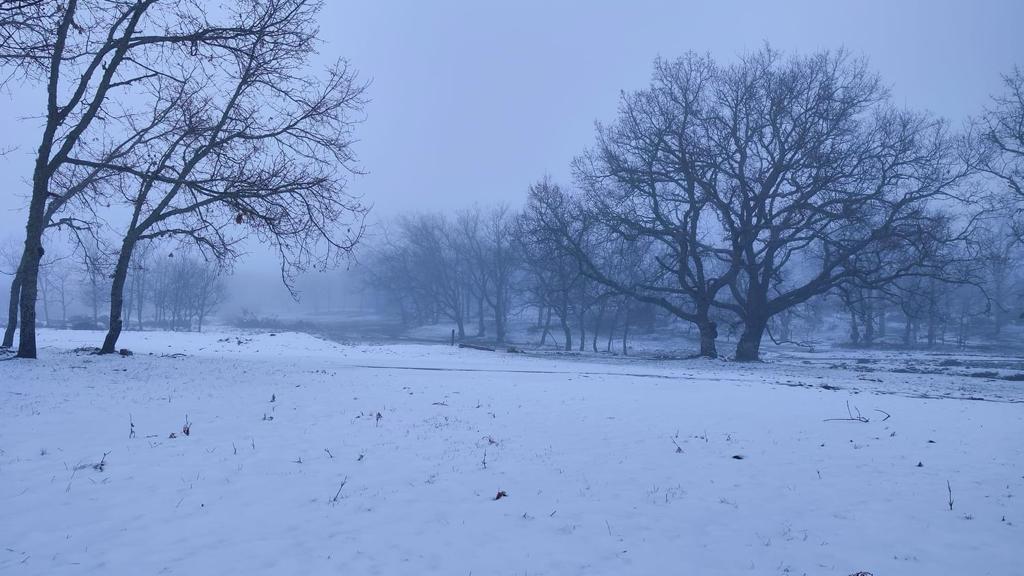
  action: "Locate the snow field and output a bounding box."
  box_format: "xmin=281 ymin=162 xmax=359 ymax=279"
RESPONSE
xmin=1 ymin=330 xmax=1021 ymax=575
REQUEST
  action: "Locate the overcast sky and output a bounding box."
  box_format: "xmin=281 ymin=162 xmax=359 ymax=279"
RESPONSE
xmin=2 ymin=0 xmax=1023 ymax=278
xmin=317 ymin=0 xmax=1024 ymax=218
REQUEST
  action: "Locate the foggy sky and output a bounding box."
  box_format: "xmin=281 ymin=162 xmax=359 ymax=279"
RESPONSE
xmin=1 ymin=0 xmax=1022 ymax=287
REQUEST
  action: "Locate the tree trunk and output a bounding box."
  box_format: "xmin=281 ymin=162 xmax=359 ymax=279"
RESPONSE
xmin=2 ymin=261 xmax=23 ymax=348
xmin=735 ymin=316 xmax=767 ymax=361
xmin=16 ymin=189 xmax=47 ymax=358
xmin=993 ymin=276 xmax=1005 ymax=336
xmin=578 ymin=311 xmax=585 ymax=352
xmin=560 ymin=313 xmax=572 ymax=351
xmin=494 ymin=297 xmax=506 ymax=344
xmin=476 ymin=296 xmax=485 ymax=337
xmin=694 ymin=299 xmax=718 ymax=358
xmin=399 ymin=301 xmax=409 ymax=327
xmin=621 ymin=307 xmax=630 ymax=356
xmin=101 ymin=238 xmax=136 ymax=354
xmin=863 ymin=306 xmax=874 ymax=346
xmin=779 ymin=311 xmax=792 ymax=342
xmin=539 ymin=306 xmax=551 ymax=346
xmin=60 ymin=283 xmax=68 ymax=326
xmin=124 ymin=288 xmax=133 ymax=332
xmin=134 ymin=270 xmax=144 ymax=330
xmin=697 ymin=320 xmax=718 ymax=358
xmin=90 ymin=272 xmax=100 ymax=325
xmin=606 ymin=304 xmax=620 ymax=353
xmin=39 ymin=272 xmax=51 ymax=327
xmin=592 ymin=301 xmax=605 ymax=352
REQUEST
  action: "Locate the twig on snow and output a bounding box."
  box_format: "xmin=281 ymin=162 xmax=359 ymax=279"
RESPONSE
xmin=92 ymin=451 xmax=110 ymax=472
xmin=330 ymin=476 xmax=349 ymax=504
xmin=824 ymin=401 xmax=870 ymax=423
xmin=670 ymin=436 xmax=684 ymax=454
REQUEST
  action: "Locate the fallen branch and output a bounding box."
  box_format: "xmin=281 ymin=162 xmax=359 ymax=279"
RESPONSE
xmin=670 ymin=436 xmax=683 ymax=454
xmin=91 ymin=451 xmax=110 ymax=472
xmin=459 ymin=343 xmax=495 ymax=352
xmin=824 ymin=401 xmax=870 ymax=423
xmin=330 ymin=476 xmax=349 ymax=504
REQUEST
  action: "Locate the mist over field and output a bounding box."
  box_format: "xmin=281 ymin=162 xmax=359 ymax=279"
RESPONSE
xmin=1 ymin=1 xmax=1022 ymax=574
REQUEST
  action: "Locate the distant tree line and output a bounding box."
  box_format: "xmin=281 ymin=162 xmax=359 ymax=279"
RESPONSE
xmin=2 ymin=240 xmax=225 ymax=334
xmin=2 ymin=12 xmax=1020 ymax=362
xmin=367 ymin=48 xmax=1024 ymax=360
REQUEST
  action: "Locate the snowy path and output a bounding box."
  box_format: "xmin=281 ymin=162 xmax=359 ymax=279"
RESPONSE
xmin=1 ymin=330 xmax=1021 ymax=575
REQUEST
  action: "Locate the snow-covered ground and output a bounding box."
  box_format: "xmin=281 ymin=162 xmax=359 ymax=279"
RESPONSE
xmin=1 ymin=329 xmax=1021 ymax=575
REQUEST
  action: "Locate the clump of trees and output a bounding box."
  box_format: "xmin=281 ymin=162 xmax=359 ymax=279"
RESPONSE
xmin=0 ymin=0 xmax=366 ymax=358
xmin=366 ymin=206 xmax=519 ymax=343
xmin=2 ymin=239 xmax=226 ymax=333
xmin=978 ymin=68 xmax=1024 ymax=222
xmin=147 ymin=253 xmax=227 ymax=332
xmin=366 ymin=48 xmax=1024 ymax=360
xmin=3 ymin=23 xmax=1021 ymax=361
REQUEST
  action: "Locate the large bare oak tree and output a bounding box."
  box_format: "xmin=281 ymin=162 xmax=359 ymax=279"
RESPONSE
xmin=574 ymin=48 xmax=969 ymax=360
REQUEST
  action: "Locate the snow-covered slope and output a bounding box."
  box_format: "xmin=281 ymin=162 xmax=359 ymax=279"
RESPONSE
xmin=1 ymin=329 xmax=1021 ymax=575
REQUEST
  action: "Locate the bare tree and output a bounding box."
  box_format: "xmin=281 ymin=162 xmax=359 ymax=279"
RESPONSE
xmin=561 ymin=48 xmax=972 ymax=360
xmin=377 ymin=214 xmax=473 ymax=338
xmin=192 ymin=260 xmax=226 ymax=332
xmin=69 ymin=0 xmax=368 ymax=353
xmin=968 ymin=212 xmax=1021 ymax=336
xmin=518 ymin=178 xmax=597 ymax=351
xmin=0 ymin=1 xmax=49 ymax=80
xmin=1 ymin=0 xmax=317 ymax=358
xmin=363 ymin=236 xmax=430 ymax=328
xmin=144 ymin=253 xmax=224 ymax=332
xmin=571 ymin=54 xmax=738 ymax=357
xmin=78 ymin=239 xmax=111 ymax=327
xmin=122 ymin=240 xmax=155 ymax=331
xmin=458 ymin=206 xmax=518 ymax=343
xmin=979 ymin=68 xmax=1024 ymax=236
xmin=453 ymin=208 xmax=490 ymax=337
xmin=673 ymin=49 xmax=965 ymax=359
xmin=43 ymin=251 xmax=75 ymax=328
